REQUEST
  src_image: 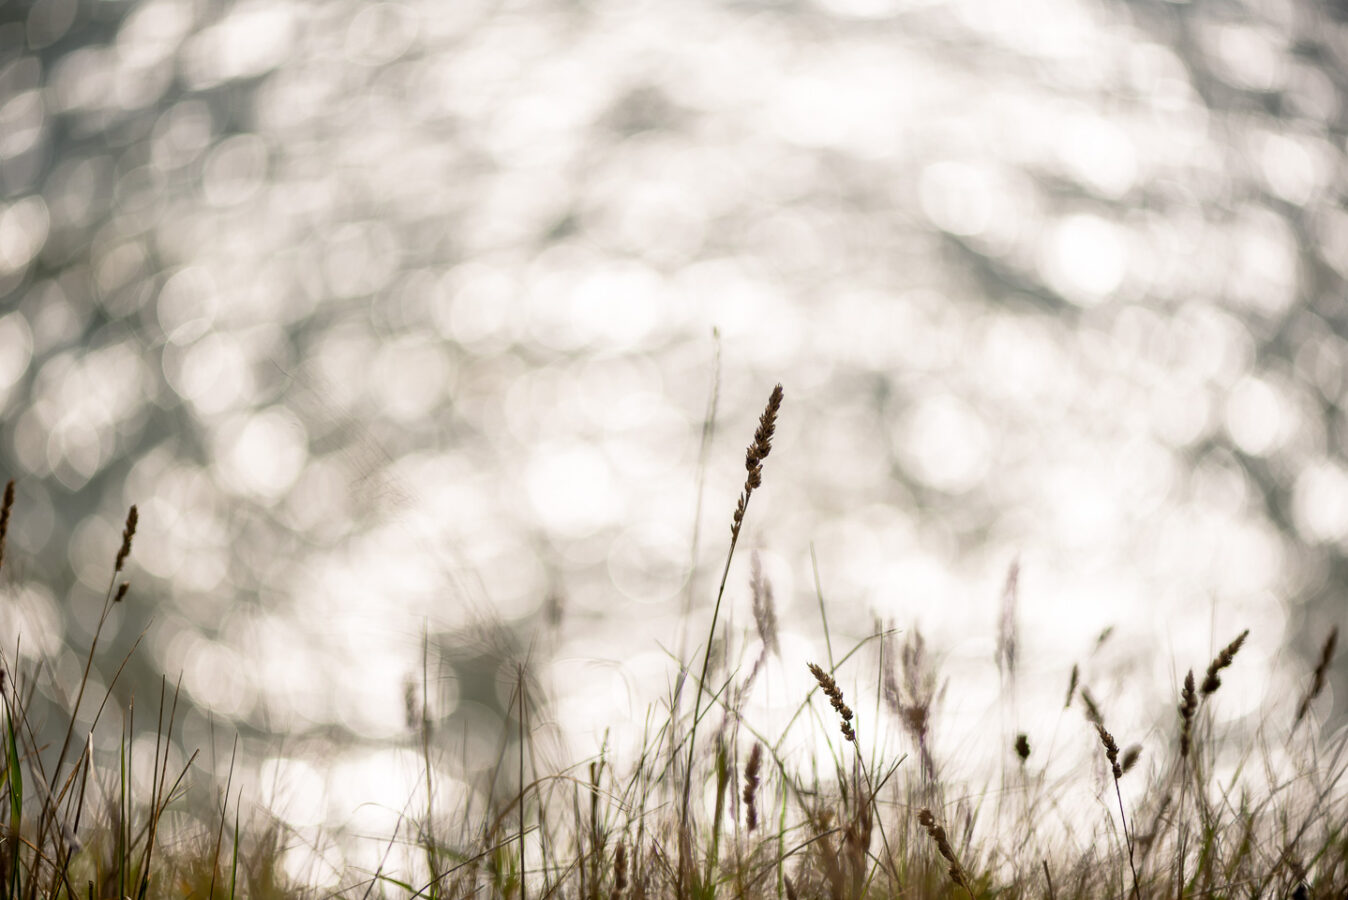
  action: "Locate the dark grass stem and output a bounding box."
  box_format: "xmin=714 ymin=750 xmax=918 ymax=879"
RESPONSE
xmin=1096 ymin=723 xmax=1141 ymax=900
xmin=678 ymin=384 xmax=782 ymax=897
xmin=1294 ymin=627 xmax=1338 ymax=729
xmin=0 ymin=480 xmax=14 ymax=574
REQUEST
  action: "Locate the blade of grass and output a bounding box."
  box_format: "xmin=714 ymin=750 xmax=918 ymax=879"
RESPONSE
xmin=4 ymin=690 xmax=23 ymax=900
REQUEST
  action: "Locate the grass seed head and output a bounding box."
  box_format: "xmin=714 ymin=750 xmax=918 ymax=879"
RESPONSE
xmin=403 ymin=675 xmax=420 ymax=731
xmin=1179 ymin=669 xmax=1198 ymax=758
xmin=744 ymin=383 xmax=783 ymax=476
xmin=1201 ymin=628 xmax=1249 ymax=696
xmin=0 ymin=479 xmax=13 ymax=573
xmin=808 ymin=662 xmax=856 ymax=743
xmin=731 ymin=385 xmax=784 ymax=541
xmin=891 ymin=628 xmax=940 ymax=780
xmin=1065 ymin=663 xmax=1079 ymax=709
xmin=115 ymin=504 xmax=138 ymax=573
xmin=1095 ymin=722 xmax=1122 ymax=779
xmin=1294 ymin=626 xmax=1338 ymax=727
xmin=1080 ymin=686 xmax=1103 ymax=726
xmin=750 ymin=553 xmax=780 ymax=658
xmin=881 ymin=621 xmax=902 ymax=715
xmin=1120 ymin=743 xmax=1142 ymax=775
xmin=918 ymin=808 xmax=968 ymax=889
xmin=743 ymin=742 xmax=762 ymax=832
xmin=611 ymin=841 xmax=627 ymax=900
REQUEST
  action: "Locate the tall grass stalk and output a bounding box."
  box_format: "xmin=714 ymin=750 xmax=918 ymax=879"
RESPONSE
xmin=678 ymin=384 xmax=783 ymax=896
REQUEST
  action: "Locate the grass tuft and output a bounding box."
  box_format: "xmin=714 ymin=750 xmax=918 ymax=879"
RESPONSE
xmin=0 ymin=385 xmax=1345 ymax=900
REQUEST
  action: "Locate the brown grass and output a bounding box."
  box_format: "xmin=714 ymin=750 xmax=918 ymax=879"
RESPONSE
xmin=680 ymin=383 xmax=785 ymax=897
xmin=2 ymin=379 xmax=1346 ymax=900
xmin=1294 ymin=626 xmax=1338 ymax=728
xmin=743 ymin=743 xmax=762 ymax=833
xmin=1178 ymin=670 xmax=1198 ymax=759
xmin=113 ymin=504 xmax=138 ymax=574
xmin=730 ymin=384 xmax=783 ymax=542
xmin=917 ymin=808 xmax=971 ymax=899
xmin=807 ymin=663 xmax=857 ymax=745
xmin=1199 ymin=629 xmax=1249 ymax=696
xmin=0 ymin=480 xmax=14 ymax=573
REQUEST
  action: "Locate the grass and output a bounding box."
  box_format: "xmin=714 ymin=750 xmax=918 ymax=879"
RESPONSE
xmin=1 ymin=382 xmax=1346 ymax=900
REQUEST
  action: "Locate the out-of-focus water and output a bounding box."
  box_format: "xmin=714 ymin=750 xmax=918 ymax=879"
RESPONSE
xmin=2 ymin=0 xmax=1347 ymax=868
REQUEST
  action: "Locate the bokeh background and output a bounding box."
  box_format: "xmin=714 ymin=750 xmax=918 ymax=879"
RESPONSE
xmin=2 ymin=0 xmax=1347 ymax=873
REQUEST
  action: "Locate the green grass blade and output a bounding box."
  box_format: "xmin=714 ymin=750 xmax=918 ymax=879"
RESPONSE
xmin=5 ymin=698 xmax=23 ymax=900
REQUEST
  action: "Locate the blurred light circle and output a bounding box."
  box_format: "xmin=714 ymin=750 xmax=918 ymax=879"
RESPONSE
xmin=1258 ymin=131 xmax=1324 ymax=206
xmin=175 ymin=632 xmax=254 ymax=717
xmin=1224 ymin=376 xmax=1288 ymax=458
xmin=1041 ymin=214 xmax=1127 ymax=303
xmin=606 ymin=524 xmax=687 ymax=605
xmin=0 ymin=584 xmax=62 ymax=659
xmin=1291 ymin=462 xmax=1348 ymax=544
xmin=550 ymin=658 xmax=634 ymax=739
xmin=0 ymin=196 xmax=50 ymax=276
xmin=202 ymin=133 xmax=268 ymax=207
xmin=281 ymin=841 xmax=343 ymax=890
xmin=1226 ymin=208 xmax=1297 ymax=318
xmin=435 ymin=262 xmax=519 ymax=352
xmin=68 ymin=513 xmax=119 ymax=590
xmin=768 ymin=59 xmax=901 ymax=156
xmin=116 ymin=0 xmax=193 ymax=69
xmin=568 ymin=263 xmax=665 ymax=348
xmin=171 ymin=332 xmax=249 ymax=414
xmin=94 ymin=241 xmax=148 ymax=297
xmin=1058 ymin=114 xmax=1137 ymax=198
xmin=26 ymin=0 xmax=77 ymax=49
xmin=182 ymin=1 xmax=296 ymax=88
xmin=45 ymin=156 xmax=107 ymax=230
xmin=895 ymin=395 xmax=991 ymax=494
xmin=151 ymin=100 xmax=215 ymax=169
xmin=259 ymin=757 xmax=327 ymax=827
xmin=1211 ymin=23 xmax=1284 ymax=93
xmin=0 ymin=312 xmax=33 ymax=393
xmin=48 ymin=417 xmax=108 ymax=487
xmin=157 ymin=267 xmax=219 ymax=345
xmin=323 ymin=221 xmax=401 ymax=298
xmin=344 ymin=3 xmax=419 ymax=66
xmin=0 ymin=90 xmax=46 ymax=161
xmin=526 ymin=441 xmax=622 ymax=537
xmin=919 ymin=162 xmax=994 ymax=237
xmin=1044 ymin=465 xmax=1122 ymax=549
xmin=371 ymin=338 xmax=450 ymax=422
xmin=48 ymin=46 xmax=112 ymax=112
xmin=1212 ymin=520 xmax=1285 ymax=599
xmin=216 ymin=406 xmax=309 ymax=502
xmin=812 ymin=0 xmax=919 ymax=16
